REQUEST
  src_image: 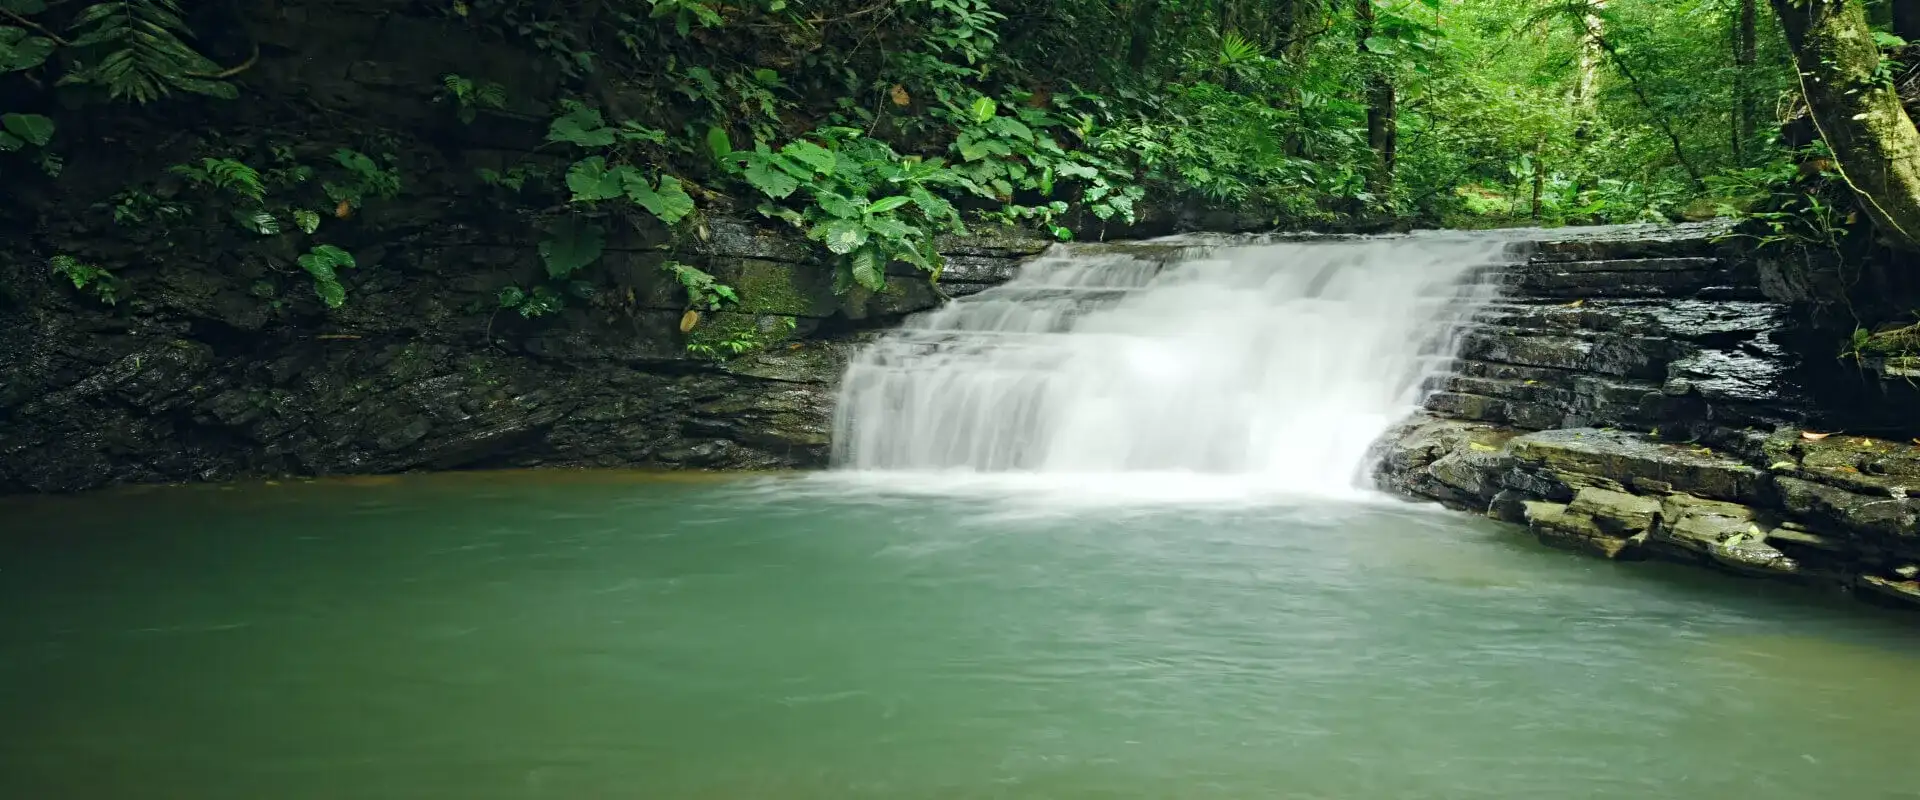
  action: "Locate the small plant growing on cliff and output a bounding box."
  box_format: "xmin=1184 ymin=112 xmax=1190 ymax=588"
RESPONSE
xmin=497 ymin=285 xmax=563 ymax=318
xmin=169 ymin=157 xmax=265 ymax=202
xmin=548 ymin=101 xmax=695 ymax=236
xmin=663 ymin=262 xmax=737 ymax=311
xmin=296 ymin=244 xmax=356 ymax=308
xmin=440 ymin=73 xmax=506 ymax=124
xmin=49 ymin=255 xmax=118 ymax=304
xmin=729 ymin=130 xmax=961 ymax=294
xmin=686 ymin=316 xmax=797 ymax=361
xmin=323 ymin=148 xmax=402 ymax=212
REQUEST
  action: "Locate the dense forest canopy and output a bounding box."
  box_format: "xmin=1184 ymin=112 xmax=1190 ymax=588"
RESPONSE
xmin=0 ymin=0 xmax=1914 ymax=321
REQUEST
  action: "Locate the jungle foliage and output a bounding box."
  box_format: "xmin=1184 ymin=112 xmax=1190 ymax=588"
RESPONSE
xmin=2 ymin=0 xmax=1915 ymax=331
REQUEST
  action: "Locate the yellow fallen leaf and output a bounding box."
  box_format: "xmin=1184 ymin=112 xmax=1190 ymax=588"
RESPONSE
xmin=334 ymin=199 xmax=353 ymax=218
xmin=1566 ymin=299 xmax=1585 ymax=308
xmin=1801 ymin=431 xmax=1833 ymax=441
xmin=1523 ymin=380 xmax=1538 ymax=385
xmin=1769 ymin=461 xmax=1796 ymax=471
xmin=679 ymin=310 xmax=700 ymax=333
xmin=890 ymin=84 xmax=911 ymax=106
xmin=1469 ymin=442 xmax=1498 ymax=453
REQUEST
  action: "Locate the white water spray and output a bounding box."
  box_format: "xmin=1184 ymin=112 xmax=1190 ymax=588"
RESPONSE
xmin=831 ymin=234 xmax=1518 ymax=496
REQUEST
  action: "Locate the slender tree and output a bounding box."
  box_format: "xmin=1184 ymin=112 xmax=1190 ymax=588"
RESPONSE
xmin=1771 ymin=0 xmax=1920 ymax=251
xmin=1734 ymin=0 xmax=1758 ymax=166
xmin=1356 ymin=0 xmax=1398 ymax=200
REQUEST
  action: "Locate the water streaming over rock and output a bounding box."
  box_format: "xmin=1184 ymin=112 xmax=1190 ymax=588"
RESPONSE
xmin=832 ymin=233 xmax=1521 ymax=493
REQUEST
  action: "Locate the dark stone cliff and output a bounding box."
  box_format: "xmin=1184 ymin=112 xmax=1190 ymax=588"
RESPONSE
xmin=1372 ymin=223 xmax=1920 ymax=612
xmin=0 ymin=216 xmax=1044 ymax=493
xmin=0 ymin=2 xmax=1053 ymax=493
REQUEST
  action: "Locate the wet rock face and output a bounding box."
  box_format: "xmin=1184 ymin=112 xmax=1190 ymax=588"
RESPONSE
xmin=0 ymin=221 xmax=1049 ymax=493
xmin=1374 ymin=224 xmax=1920 ymax=613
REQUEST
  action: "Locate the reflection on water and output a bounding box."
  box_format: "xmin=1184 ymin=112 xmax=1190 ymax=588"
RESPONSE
xmin=2 ymin=471 xmax=1917 ymax=799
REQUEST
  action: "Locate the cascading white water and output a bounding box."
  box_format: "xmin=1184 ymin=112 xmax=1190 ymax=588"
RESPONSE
xmin=831 ymin=233 xmax=1519 ymax=496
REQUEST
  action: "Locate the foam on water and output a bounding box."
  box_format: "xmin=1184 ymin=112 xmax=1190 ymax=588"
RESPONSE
xmin=831 ymin=233 xmax=1519 ymax=500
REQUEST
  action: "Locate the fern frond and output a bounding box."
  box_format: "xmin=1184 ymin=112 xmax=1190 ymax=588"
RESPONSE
xmin=63 ymin=0 xmax=233 ymax=103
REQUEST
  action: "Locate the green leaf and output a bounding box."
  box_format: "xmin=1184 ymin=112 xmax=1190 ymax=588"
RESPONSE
xmin=1363 ymin=36 xmax=1397 ymax=55
xmin=235 ymin=210 xmax=280 ymax=235
xmin=909 ymin=186 xmax=957 ymax=222
xmin=0 ymin=130 xmax=20 ymax=151
xmin=743 ymin=155 xmax=800 ymax=199
xmin=0 ymin=28 xmax=54 ymax=73
xmin=812 ymin=219 xmax=869 ymax=255
xmin=314 ymin=279 xmax=346 ymax=309
xmin=705 ymin=125 xmax=732 ymax=162
xmin=866 ymin=196 xmax=912 ymax=214
xmin=780 ymin=140 xmax=836 ymax=175
xmin=0 ymin=112 xmax=51 ymax=146
xmin=970 ymin=96 xmax=997 ymax=124
xmin=864 ymin=216 xmax=916 ymax=240
xmin=623 ymin=172 xmax=696 ymax=224
xmin=293 ymin=209 xmax=322 ymax=235
xmin=547 ymin=103 xmax=615 ymax=147
xmin=956 ymin=135 xmax=991 ymax=163
xmin=1 ymin=1 xmax=49 ymax=14
xmin=498 ymin=286 xmax=527 ymax=309
xmin=539 ymin=219 xmax=606 ymax=278
xmin=815 ymin=190 xmax=864 ymax=219
xmin=986 ymin=116 xmax=1033 ymax=142
xmin=850 ymin=246 xmax=886 ymax=291
xmin=566 ymin=157 xmax=626 ymax=202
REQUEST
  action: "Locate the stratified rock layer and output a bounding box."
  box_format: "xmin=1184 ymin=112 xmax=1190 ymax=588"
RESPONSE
xmin=1374 ymin=223 xmax=1920 ymax=612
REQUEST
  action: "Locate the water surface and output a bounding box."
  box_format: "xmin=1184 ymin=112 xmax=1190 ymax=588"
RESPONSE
xmin=4 ymin=472 xmax=1918 ymax=799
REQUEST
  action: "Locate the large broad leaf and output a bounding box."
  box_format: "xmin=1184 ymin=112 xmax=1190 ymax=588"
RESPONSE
xmin=866 ymin=195 xmax=912 ymax=214
xmin=705 ymin=125 xmax=732 ymax=162
xmin=314 ymin=279 xmax=346 ymax=309
xmin=850 ymin=246 xmax=886 ymax=292
xmin=0 ymin=27 xmax=53 ymax=73
xmin=623 ymin=172 xmax=695 ymax=224
xmin=743 ymin=154 xmax=800 ymax=199
xmin=863 ymin=216 xmax=917 ymax=241
xmin=909 ymin=186 xmax=957 ymax=222
xmin=547 ymin=103 xmax=615 ymax=147
xmin=814 ymin=190 xmax=863 ymax=219
xmin=539 ymin=219 xmax=606 ymax=278
xmin=566 ymin=157 xmax=626 ymax=202
xmin=779 ymin=140 xmax=836 ymax=175
xmin=986 ymin=116 xmax=1033 ymax=143
xmin=970 ymin=96 xmax=998 ymax=124
xmin=0 ymin=129 xmax=20 ymax=151
xmin=811 ymin=219 xmax=868 ymax=255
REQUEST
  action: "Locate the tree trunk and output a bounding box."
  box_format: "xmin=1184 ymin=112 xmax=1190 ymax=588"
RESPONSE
xmin=1356 ymin=0 xmax=1396 ymax=200
xmin=1771 ymin=0 xmax=1920 ymax=251
xmin=1571 ymin=2 xmax=1604 ymax=194
xmin=1532 ymin=146 xmax=1546 ymax=220
xmin=1127 ymin=0 xmax=1162 ymax=72
xmin=1734 ymin=0 xmax=1758 ymax=166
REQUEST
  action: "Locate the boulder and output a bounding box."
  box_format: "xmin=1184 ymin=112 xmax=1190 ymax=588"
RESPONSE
xmin=1568 ymin=487 xmax=1662 ymax=535
xmin=1507 ymin=428 xmax=1768 ymax=504
xmin=1523 ymin=499 xmax=1641 ymax=559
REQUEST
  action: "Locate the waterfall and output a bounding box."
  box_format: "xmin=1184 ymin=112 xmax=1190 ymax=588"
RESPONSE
xmin=831 ymin=233 xmax=1518 ymax=495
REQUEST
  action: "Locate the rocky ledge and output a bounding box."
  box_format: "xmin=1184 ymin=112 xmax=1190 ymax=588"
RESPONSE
xmin=1376 ymin=222 xmax=1920 ymax=611
xmin=0 ymin=218 xmax=1049 ymax=493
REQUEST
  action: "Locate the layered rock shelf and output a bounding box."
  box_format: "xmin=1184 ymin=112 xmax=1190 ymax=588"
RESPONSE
xmin=0 ymin=219 xmax=1049 ymax=493
xmin=1375 ymin=223 xmax=1920 ymax=612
